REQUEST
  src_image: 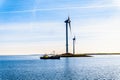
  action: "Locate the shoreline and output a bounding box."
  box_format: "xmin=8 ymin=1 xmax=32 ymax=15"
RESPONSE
xmin=1 ymin=53 xmax=120 ymax=56
xmin=59 ymin=53 xmax=92 ymax=57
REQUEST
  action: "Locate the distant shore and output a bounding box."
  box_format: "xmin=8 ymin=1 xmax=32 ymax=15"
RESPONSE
xmin=85 ymin=53 xmax=120 ymax=55
xmin=59 ymin=53 xmax=120 ymax=57
xmin=60 ymin=53 xmax=92 ymax=57
xmin=1 ymin=53 xmax=120 ymax=56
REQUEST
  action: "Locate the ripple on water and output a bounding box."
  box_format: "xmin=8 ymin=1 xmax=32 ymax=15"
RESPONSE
xmin=1 ymin=56 xmax=120 ymax=80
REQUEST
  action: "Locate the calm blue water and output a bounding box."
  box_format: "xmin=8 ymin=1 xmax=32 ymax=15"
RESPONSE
xmin=1 ymin=55 xmax=120 ymax=80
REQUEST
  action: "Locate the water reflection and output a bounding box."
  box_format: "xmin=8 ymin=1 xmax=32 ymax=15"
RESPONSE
xmin=63 ymin=58 xmax=74 ymax=80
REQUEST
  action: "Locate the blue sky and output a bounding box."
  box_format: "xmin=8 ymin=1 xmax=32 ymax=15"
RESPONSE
xmin=0 ymin=0 xmax=120 ymax=55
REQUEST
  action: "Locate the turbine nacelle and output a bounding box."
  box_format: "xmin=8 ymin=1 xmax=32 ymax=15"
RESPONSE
xmin=64 ymin=17 xmax=71 ymax=33
xmin=64 ymin=17 xmax=71 ymax=23
xmin=73 ymin=36 xmax=76 ymax=40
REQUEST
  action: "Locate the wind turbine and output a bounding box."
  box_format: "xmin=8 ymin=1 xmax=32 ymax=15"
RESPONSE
xmin=73 ymin=36 xmax=76 ymax=54
xmin=64 ymin=16 xmax=71 ymax=54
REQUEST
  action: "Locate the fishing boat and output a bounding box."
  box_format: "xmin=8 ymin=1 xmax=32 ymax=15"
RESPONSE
xmin=40 ymin=54 xmax=60 ymax=59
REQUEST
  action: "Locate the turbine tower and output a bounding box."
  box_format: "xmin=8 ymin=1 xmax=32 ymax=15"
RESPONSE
xmin=64 ymin=17 xmax=71 ymax=54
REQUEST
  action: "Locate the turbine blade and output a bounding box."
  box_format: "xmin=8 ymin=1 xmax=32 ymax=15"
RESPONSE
xmin=69 ymin=22 xmax=72 ymax=33
xmin=74 ymin=36 xmax=76 ymax=40
xmin=68 ymin=17 xmax=72 ymax=33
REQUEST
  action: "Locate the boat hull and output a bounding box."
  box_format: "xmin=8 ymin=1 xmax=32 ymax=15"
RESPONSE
xmin=40 ymin=56 xmax=60 ymax=59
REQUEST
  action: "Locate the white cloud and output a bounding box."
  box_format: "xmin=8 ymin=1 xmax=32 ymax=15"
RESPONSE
xmin=1 ymin=14 xmax=120 ymax=54
xmin=112 ymin=0 xmax=120 ymax=5
xmin=0 ymin=22 xmax=65 ymax=46
xmin=73 ymin=15 xmax=120 ymax=53
xmin=0 ymin=22 xmax=63 ymax=31
xmin=0 ymin=22 xmax=66 ymax=55
xmin=110 ymin=0 xmax=120 ymax=9
xmin=0 ymin=41 xmax=65 ymax=55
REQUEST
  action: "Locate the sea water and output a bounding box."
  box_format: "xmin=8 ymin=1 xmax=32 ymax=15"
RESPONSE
xmin=1 ymin=55 xmax=120 ymax=80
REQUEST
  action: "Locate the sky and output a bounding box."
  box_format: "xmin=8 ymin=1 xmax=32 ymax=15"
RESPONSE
xmin=0 ymin=0 xmax=120 ymax=55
